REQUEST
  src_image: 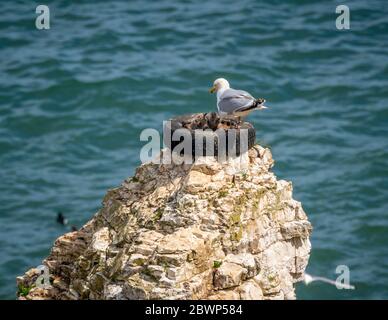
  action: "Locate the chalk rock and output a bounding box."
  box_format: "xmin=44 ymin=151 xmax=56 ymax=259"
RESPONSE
xmin=17 ymin=145 xmax=312 ymax=300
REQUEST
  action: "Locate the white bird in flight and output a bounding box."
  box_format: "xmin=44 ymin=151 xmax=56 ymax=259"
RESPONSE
xmin=304 ymin=273 xmax=355 ymax=290
xmin=209 ymin=78 xmax=267 ymax=118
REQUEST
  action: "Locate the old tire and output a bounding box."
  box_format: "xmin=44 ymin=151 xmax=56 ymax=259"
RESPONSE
xmin=163 ymin=113 xmax=256 ymax=157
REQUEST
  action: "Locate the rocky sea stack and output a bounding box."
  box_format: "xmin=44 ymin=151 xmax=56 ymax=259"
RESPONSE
xmin=17 ymin=144 xmax=312 ymax=300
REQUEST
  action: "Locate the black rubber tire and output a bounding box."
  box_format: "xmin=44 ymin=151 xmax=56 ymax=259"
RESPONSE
xmin=164 ymin=113 xmax=256 ymax=158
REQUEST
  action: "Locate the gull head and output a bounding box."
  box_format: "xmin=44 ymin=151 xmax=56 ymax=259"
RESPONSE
xmin=209 ymin=78 xmax=230 ymax=93
xmin=304 ymin=273 xmax=314 ymax=285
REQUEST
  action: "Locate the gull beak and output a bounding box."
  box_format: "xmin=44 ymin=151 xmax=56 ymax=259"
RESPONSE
xmin=259 ymin=105 xmax=268 ymax=110
xmin=209 ymin=86 xmax=216 ymax=93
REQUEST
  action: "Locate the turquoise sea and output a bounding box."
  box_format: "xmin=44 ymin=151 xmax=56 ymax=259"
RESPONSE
xmin=1 ymin=0 xmax=387 ymax=299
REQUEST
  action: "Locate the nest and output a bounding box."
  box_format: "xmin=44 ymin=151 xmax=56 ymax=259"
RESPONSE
xmin=180 ymin=112 xmax=242 ymax=131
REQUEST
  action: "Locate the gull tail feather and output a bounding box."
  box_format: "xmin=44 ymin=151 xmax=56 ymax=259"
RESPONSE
xmin=253 ymin=98 xmax=267 ymax=109
xmin=235 ymin=98 xmax=267 ymax=113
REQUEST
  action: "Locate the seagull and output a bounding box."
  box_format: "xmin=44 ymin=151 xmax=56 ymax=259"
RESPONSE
xmin=304 ymin=273 xmax=355 ymax=290
xmin=209 ymin=78 xmax=267 ymax=118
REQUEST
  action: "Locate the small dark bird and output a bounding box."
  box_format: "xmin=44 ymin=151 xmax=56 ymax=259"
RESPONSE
xmin=204 ymin=112 xmax=219 ymax=130
xmin=56 ymin=212 xmax=68 ymax=226
xmin=71 ymin=225 xmax=78 ymax=232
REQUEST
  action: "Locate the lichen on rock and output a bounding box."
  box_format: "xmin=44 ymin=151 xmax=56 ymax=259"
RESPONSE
xmin=17 ymin=144 xmax=312 ymax=300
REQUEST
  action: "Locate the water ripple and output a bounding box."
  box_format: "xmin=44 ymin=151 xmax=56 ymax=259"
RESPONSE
xmin=0 ymin=0 xmax=388 ymax=299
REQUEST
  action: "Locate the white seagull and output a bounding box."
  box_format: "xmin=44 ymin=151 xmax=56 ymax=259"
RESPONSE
xmin=209 ymin=78 xmax=267 ymax=118
xmin=304 ymin=273 xmax=355 ymax=290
